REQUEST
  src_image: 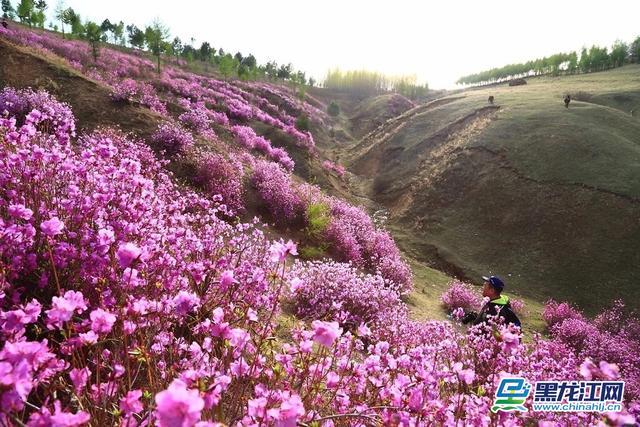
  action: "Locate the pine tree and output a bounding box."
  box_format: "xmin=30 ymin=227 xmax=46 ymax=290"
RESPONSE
xmin=2 ymin=0 xmax=15 ymax=19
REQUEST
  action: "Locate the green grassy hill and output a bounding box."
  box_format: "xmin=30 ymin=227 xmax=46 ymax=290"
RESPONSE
xmin=342 ymin=65 xmax=640 ymax=314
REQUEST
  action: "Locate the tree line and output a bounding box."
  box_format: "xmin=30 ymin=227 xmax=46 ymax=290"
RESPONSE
xmin=457 ymin=38 xmax=640 ymax=86
xmin=323 ymin=69 xmax=429 ymax=99
xmin=1 ymin=0 xmax=313 ymax=85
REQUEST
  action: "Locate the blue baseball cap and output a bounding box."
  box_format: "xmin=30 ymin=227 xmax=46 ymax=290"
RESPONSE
xmin=482 ymin=275 xmax=505 ymax=291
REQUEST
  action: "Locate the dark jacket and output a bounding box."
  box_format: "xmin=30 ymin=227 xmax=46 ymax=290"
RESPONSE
xmin=472 ymin=295 xmax=521 ymax=327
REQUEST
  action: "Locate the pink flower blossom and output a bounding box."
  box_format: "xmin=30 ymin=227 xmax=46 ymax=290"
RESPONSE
xmin=248 ymin=397 xmax=267 ymax=418
xmin=312 ymin=320 xmax=342 ymax=348
xmin=219 ymin=270 xmax=236 ymax=289
xmin=120 ymin=389 xmax=143 ymax=415
xmin=89 ymin=309 xmax=116 ymax=334
xmin=276 ymin=394 xmax=304 ymax=427
xmin=69 ymin=367 xmax=90 ymax=395
xmin=40 ymin=217 xmax=64 ymax=237
xmin=46 ymin=291 xmax=87 ymax=329
xmin=580 ymin=358 xmax=597 ymax=380
xmin=49 ymin=401 xmax=91 ymax=426
xmin=452 ymin=362 xmax=475 ymax=385
xmin=598 ymin=361 xmax=620 ymax=380
xmin=172 ymin=291 xmax=200 ymax=316
xmin=8 ymin=204 xmax=33 ymax=220
xmin=79 ymin=331 xmax=98 ymax=344
xmin=269 ymin=240 xmax=298 ymax=263
xmin=326 ymin=371 xmax=340 ymax=388
xmin=289 ymin=277 xmax=303 ymax=293
xmin=116 ymin=243 xmax=141 ymax=268
xmin=155 ymin=379 xmax=204 ymax=427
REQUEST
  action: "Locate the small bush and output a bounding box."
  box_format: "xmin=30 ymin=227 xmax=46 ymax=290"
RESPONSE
xmin=327 ymin=101 xmax=340 ymax=117
xmin=441 ymin=281 xmax=482 ymax=312
xmin=298 ymin=245 xmax=326 ymax=260
xmin=295 ymin=114 xmax=310 ymax=131
xmin=305 ymin=202 xmax=331 ymax=240
xmin=151 ymin=122 xmax=195 ymax=155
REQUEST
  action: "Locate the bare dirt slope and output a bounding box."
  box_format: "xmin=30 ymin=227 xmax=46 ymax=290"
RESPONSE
xmin=0 ymin=39 xmax=164 ymax=139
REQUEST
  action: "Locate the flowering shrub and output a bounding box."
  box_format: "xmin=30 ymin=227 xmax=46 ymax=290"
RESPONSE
xmin=545 ymin=299 xmax=640 ymax=401
xmin=209 ymin=110 xmax=230 ymax=126
xmin=251 ymin=160 xmax=304 ymax=223
xmin=110 ymin=79 xmax=168 ymax=115
xmin=110 ymin=78 xmax=138 ymax=102
xmin=232 ymin=125 xmax=295 ymax=171
xmin=151 ymin=122 xmax=195 ymax=155
xmin=0 ymin=87 xmax=76 ymax=144
xmin=194 ymin=152 xmax=245 ymax=214
xmin=441 ymin=280 xmax=483 ymax=312
xmin=325 ymin=198 xmax=413 ymax=292
xmin=290 ymin=261 xmax=404 ymax=327
xmin=509 ymin=297 xmax=526 ymax=315
xmin=543 ymin=299 xmax=585 ymax=329
xmin=322 ymin=160 xmax=346 ymax=177
xmin=178 ymin=102 xmax=216 ymax=140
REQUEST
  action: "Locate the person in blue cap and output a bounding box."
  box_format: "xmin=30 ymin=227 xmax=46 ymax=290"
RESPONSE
xmin=462 ymin=275 xmax=521 ymax=327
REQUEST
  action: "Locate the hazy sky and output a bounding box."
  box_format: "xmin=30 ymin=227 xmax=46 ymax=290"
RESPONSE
xmin=50 ymin=0 xmax=640 ymax=89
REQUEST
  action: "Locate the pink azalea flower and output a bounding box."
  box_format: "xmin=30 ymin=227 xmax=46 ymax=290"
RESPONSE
xmin=120 ymin=389 xmax=143 ymax=415
xmin=172 ymin=291 xmax=200 ymax=316
xmin=89 ymin=309 xmax=116 ymax=334
xmin=276 ymin=394 xmax=304 ymax=427
xmin=500 ymin=329 xmax=520 ymax=352
xmin=247 ymin=397 xmax=267 ymax=418
xmin=452 ymin=362 xmax=475 ymax=385
xmin=155 ymin=379 xmax=204 ymax=427
xmin=598 ymin=361 xmax=620 ymax=380
xmin=69 ymin=367 xmax=90 ymax=395
xmin=219 ymin=270 xmax=236 ymax=289
xmin=326 ymin=371 xmax=340 ymax=388
xmin=311 ymin=320 xmax=342 ymax=348
xmin=40 ymin=217 xmax=64 ymax=237
xmin=49 ymin=401 xmax=91 ymax=426
xmin=116 ymin=243 xmax=141 ymax=268
xmin=357 ymin=324 xmax=371 ymax=337
xmin=46 ymin=290 xmax=87 ymax=329
xmin=579 ymin=358 xmax=597 ymax=380
xmin=8 ymin=204 xmax=33 ymax=220
xmin=408 ymin=388 xmax=424 ymax=411
xmin=289 ymin=277 xmax=303 ymax=293
xmin=79 ymin=331 xmax=98 ymax=344
xmin=269 ymin=240 xmax=298 ymax=263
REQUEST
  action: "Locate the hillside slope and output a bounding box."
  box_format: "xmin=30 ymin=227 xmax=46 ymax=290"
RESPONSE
xmin=345 ymin=66 xmax=640 ymax=313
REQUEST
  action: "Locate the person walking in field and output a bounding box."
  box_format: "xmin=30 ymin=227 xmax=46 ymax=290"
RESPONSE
xmin=564 ymin=94 xmax=571 ymax=108
xmin=462 ymin=275 xmax=521 ymax=327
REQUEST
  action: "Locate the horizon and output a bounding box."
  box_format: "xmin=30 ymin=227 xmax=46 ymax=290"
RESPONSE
xmin=42 ymin=0 xmax=640 ymax=89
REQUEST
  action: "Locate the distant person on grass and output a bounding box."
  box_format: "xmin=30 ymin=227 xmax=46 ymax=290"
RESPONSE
xmin=564 ymin=94 xmax=571 ymax=108
xmin=462 ymin=275 xmax=521 ymax=328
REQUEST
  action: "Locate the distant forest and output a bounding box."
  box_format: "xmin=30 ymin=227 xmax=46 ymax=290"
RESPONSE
xmin=323 ymin=69 xmax=429 ymax=99
xmin=457 ymin=37 xmax=640 ymax=86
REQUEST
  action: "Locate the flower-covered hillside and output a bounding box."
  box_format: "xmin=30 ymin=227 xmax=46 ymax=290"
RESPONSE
xmin=0 ymin=84 xmax=638 ymax=426
xmin=0 ymin=24 xmax=396 ymax=287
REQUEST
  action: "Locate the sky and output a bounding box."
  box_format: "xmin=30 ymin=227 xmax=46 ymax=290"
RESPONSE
xmin=48 ymin=0 xmax=640 ymax=89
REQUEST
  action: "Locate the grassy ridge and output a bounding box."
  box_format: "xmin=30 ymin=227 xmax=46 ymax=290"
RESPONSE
xmin=345 ymin=64 xmax=640 ymax=315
